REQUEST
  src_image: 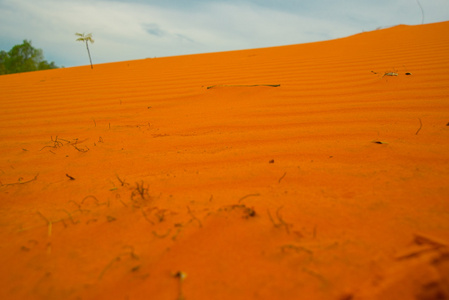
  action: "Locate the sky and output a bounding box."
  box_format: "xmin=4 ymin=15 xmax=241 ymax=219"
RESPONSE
xmin=1 ymin=0 xmax=448 ymax=68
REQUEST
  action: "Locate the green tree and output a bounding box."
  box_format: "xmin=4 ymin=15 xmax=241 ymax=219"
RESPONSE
xmin=0 ymin=40 xmax=58 ymax=75
xmin=0 ymin=50 xmax=7 ymax=75
xmin=75 ymin=33 xmax=94 ymax=69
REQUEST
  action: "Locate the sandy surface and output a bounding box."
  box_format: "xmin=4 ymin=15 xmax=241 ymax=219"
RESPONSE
xmin=1 ymin=21 xmax=449 ymax=300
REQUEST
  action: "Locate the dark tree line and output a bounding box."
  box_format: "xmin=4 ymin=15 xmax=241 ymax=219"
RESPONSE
xmin=0 ymin=40 xmax=58 ymax=75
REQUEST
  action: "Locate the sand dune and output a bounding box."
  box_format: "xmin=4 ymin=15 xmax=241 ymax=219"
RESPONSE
xmin=1 ymin=21 xmax=449 ymax=300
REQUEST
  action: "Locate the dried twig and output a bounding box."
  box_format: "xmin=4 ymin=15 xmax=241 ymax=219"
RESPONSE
xmin=173 ymin=271 xmax=187 ymax=300
xmin=135 ymin=181 xmax=149 ymax=199
xmin=281 ymin=244 xmax=313 ymax=255
xmin=122 ymin=245 xmax=140 ymax=260
xmin=152 ymin=229 xmax=172 ymax=238
xmin=116 ymin=174 xmax=128 ymax=186
xmin=81 ymin=195 xmax=100 ymax=206
xmin=40 ymin=136 xmax=89 ymax=152
xmin=238 ymin=193 xmax=260 ymax=203
xmin=207 ymin=84 xmax=280 ymax=89
xmin=40 ymin=136 xmax=63 ymax=151
xmin=187 ymin=206 xmax=202 ymax=228
xmin=415 ymin=118 xmax=423 ymax=135
xmin=68 ymin=200 xmax=82 ymax=211
xmin=414 ymin=233 xmax=447 ymax=248
xmin=60 ymin=209 xmax=80 ymax=225
xmin=267 ymin=206 xmax=292 ymax=234
xmin=395 ymin=233 xmax=447 ymax=260
xmin=98 ymin=257 xmax=121 ymax=280
xmin=36 ymin=211 xmax=52 ymax=237
xmin=0 ymin=174 xmax=39 ymax=187
xmin=278 ymin=172 xmax=287 ymax=183
xmin=302 ymin=267 xmax=328 ymax=288
xmin=98 ymin=246 xmax=139 ymax=280
xmin=130 ymin=181 xmax=150 ymax=207
xmin=141 ymin=208 xmax=155 ymax=225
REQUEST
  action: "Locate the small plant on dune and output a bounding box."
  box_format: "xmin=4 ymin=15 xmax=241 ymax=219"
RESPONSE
xmin=135 ymin=181 xmax=149 ymax=199
xmin=267 ymin=206 xmax=293 ymax=234
xmin=75 ymin=32 xmax=94 ymax=69
xmin=130 ymin=181 xmax=151 ymax=208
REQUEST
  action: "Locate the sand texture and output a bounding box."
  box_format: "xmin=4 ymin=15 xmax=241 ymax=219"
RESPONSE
xmin=1 ymin=21 xmax=449 ymax=300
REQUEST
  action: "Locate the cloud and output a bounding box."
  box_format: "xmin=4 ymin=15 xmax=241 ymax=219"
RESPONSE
xmin=0 ymin=0 xmax=448 ymax=67
xmin=144 ymin=24 xmax=167 ymax=37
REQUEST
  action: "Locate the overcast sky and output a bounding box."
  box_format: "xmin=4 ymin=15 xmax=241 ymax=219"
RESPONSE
xmin=1 ymin=0 xmax=448 ymax=67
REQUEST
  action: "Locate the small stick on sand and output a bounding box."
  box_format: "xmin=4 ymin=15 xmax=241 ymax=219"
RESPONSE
xmin=66 ymin=174 xmax=75 ymax=180
xmin=141 ymin=208 xmax=155 ymax=225
xmin=81 ymin=195 xmax=100 ymax=206
xmin=281 ymin=244 xmax=313 ymax=255
xmin=173 ymin=271 xmax=187 ymax=300
xmin=278 ymin=172 xmax=287 ymax=183
xmin=302 ymin=267 xmax=328 ymax=288
xmin=0 ymin=174 xmax=39 ymax=187
xmin=414 ymin=233 xmax=447 ymax=248
xmin=267 ymin=206 xmax=292 ymax=234
xmin=116 ymin=174 xmax=128 ymax=186
xmin=71 ymin=144 xmax=89 ymax=152
xmin=36 ymin=211 xmax=52 ymax=237
xmin=276 ymin=207 xmax=292 ymax=234
xmin=61 ymin=209 xmax=80 ymax=224
xmin=238 ymin=193 xmax=260 ymax=203
xmin=68 ymin=200 xmax=82 ymax=211
xmin=152 ymin=229 xmax=172 ymax=238
xmin=98 ymin=257 xmax=121 ymax=280
xmin=122 ymin=245 xmax=140 ymax=260
xmin=206 ymin=84 xmax=280 ymax=89
xmin=415 ymin=118 xmax=423 ymax=135
xmin=187 ymin=206 xmax=202 ymax=228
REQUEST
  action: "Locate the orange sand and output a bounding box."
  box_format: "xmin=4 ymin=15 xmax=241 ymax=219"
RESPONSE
xmin=1 ymin=21 xmax=449 ymax=300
